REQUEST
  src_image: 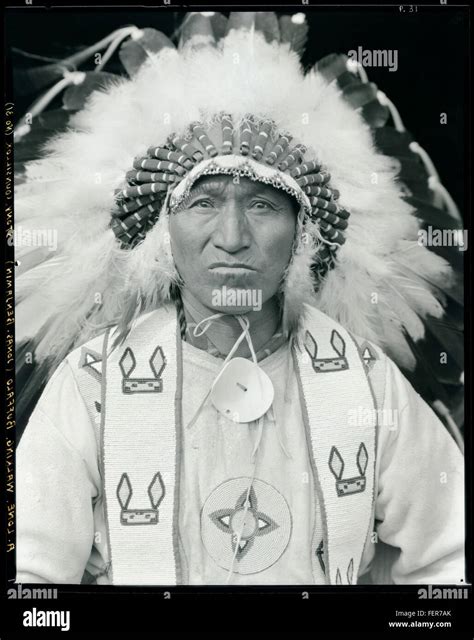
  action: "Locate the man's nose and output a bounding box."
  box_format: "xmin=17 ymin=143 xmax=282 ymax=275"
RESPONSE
xmin=212 ymin=202 xmax=251 ymax=253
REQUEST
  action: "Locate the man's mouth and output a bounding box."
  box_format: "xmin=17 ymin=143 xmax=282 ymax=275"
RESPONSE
xmin=208 ymin=262 xmax=257 ymax=272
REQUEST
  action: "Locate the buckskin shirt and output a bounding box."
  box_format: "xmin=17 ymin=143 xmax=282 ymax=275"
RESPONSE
xmin=16 ymin=305 xmax=465 ymax=585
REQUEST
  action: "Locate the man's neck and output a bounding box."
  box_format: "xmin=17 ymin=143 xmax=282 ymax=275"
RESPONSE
xmin=181 ymin=289 xmax=281 ymax=359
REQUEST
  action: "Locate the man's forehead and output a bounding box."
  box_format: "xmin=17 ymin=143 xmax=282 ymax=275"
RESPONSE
xmin=188 ymin=174 xmax=289 ymax=199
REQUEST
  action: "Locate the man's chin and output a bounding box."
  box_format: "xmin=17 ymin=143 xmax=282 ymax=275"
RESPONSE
xmin=211 ymin=303 xmax=259 ymax=315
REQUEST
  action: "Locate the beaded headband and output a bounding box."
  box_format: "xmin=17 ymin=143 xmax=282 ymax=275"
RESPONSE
xmin=112 ymin=114 xmax=350 ymax=271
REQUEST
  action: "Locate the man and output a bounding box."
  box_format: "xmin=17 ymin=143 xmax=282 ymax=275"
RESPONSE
xmin=15 ymin=12 xmax=464 ymax=585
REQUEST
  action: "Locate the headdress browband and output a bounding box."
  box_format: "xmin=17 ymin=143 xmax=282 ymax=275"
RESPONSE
xmin=112 ymin=113 xmax=351 ymax=272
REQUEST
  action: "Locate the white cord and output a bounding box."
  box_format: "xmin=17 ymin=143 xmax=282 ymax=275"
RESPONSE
xmin=95 ymin=27 xmax=143 ymax=72
xmin=428 ymin=177 xmax=462 ymax=223
xmin=225 ymin=431 xmax=262 ymax=584
xmin=14 ymin=26 xmax=142 ymax=141
xmin=432 ymin=399 xmax=464 ymax=453
xmin=14 ymin=72 xmax=85 ymax=141
xmin=377 ymin=90 xmax=406 ymax=132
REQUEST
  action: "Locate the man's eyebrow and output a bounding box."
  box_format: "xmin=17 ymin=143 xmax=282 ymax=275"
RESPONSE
xmin=188 ymin=180 xmax=227 ymax=196
xmin=185 ymin=179 xmax=296 ymax=210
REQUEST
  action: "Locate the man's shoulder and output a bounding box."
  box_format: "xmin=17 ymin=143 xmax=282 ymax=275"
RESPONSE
xmin=301 ymin=303 xmax=387 ymax=358
xmin=301 ymin=303 xmax=389 ymax=406
xmin=66 ymin=304 xmax=176 ymax=369
xmin=67 ymin=333 xmax=107 ymax=368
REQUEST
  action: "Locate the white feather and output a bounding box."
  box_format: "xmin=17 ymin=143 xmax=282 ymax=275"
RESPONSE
xmin=14 ymin=28 xmax=452 ymax=371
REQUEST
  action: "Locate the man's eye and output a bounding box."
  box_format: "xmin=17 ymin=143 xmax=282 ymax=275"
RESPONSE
xmin=250 ymin=200 xmax=275 ymax=211
xmin=190 ymin=198 xmax=214 ymax=209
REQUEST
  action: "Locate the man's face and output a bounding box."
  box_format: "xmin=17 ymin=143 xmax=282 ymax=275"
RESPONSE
xmin=168 ymin=174 xmax=298 ymax=313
